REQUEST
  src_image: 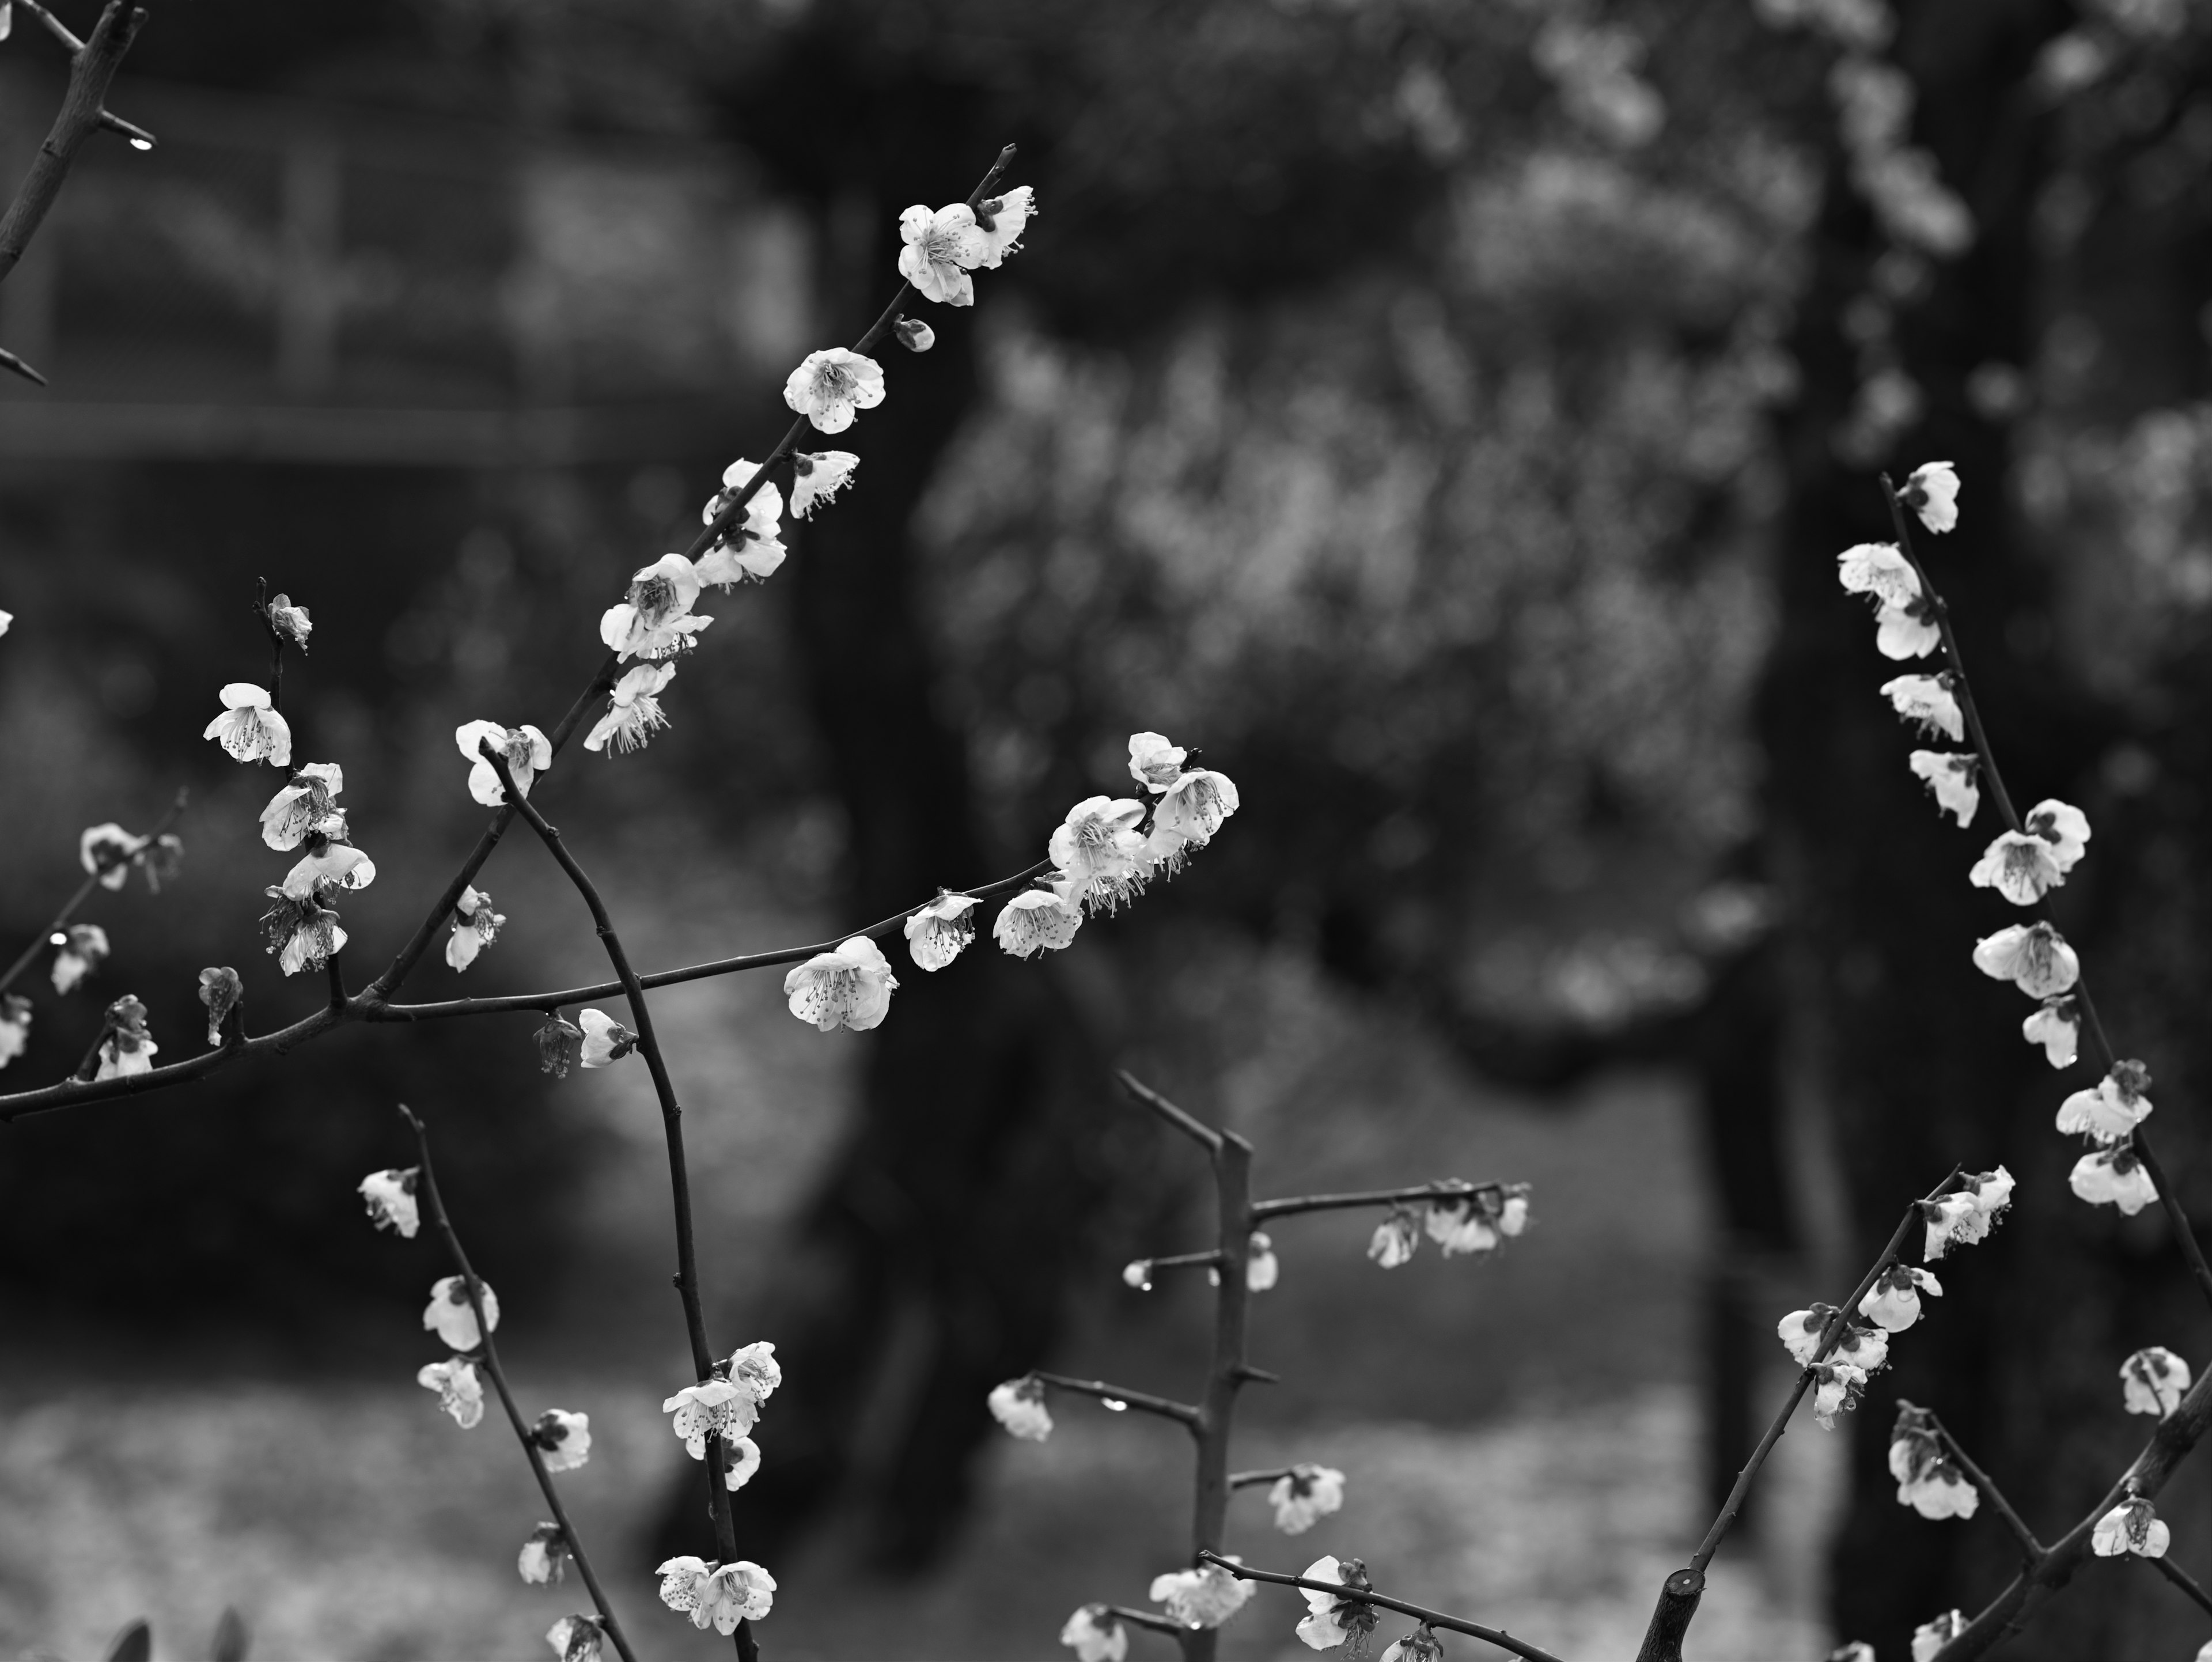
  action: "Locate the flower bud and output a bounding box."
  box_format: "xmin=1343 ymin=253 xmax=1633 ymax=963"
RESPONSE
xmin=199 ymin=966 xmax=244 ymax=1045
xmin=893 ymin=315 xmax=935 ymax=353
xmin=267 ymin=593 xmax=313 ymax=650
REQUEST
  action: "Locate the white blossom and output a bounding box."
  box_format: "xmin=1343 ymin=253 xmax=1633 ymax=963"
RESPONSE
xmin=989 ymin=1376 xmax=1052 ymax=1441
xmin=2122 ymin=1346 xmax=2191 ymax=1419
xmin=418 ymin=1357 xmax=484 ymax=1428
xmin=695 ymin=526 xmax=787 ymax=589
xmin=1909 ymin=751 xmax=1979 ymax=827
xmin=1268 ymin=1465 xmax=1346 ymax=1535
xmin=79 ymin=823 xmax=147 ymax=891
xmin=783 ymin=347 xmax=885 ymax=434
xmin=358 ymin=1168 xmax=419 ymax=1238
xmin=1149 ymin=1562 xmax=1253 ymax=1630
xmin=446 ymin=885 xmax=506 ymax=972
xmin=547 ymin=1616 xmax=603 ymax=1662
xmin=1294 ymin=1556 xmax=1375 ymax=1652
xmin=2022 ymin=799 xmax=2091 ymax=871
xmin=425 ymin=1274 xmax=498 ymax=1350
xmin=1777 ymin=1305 xmax=1840 ymax=1366
xmin=699 ymin=1562 xmax=777 ymax=1631
xmin=51 ymin=923 xmax=107 ymax=993
xmin=1971 ymin=922 xmax=2080 ymax=999
xmin=260 ymin=889 xmax=346 ymax=976
xmin=1124 ymin=1260 xmax=1154 ymax=1290
xmin=702 ymin=458 xmax=786 ymax=544
xmin=1911 ymin=1611 xmax=1966 ymax=1662
xmin=1811 ymin=1360 xmax=1868 ymax=1428
xmin=577 ymin=1008 xmax=635 ymax=1068
xmin=1060 ymin=1604 xmax=1129 ymax=1662
xmin=1876 ymin=601 xmax=1942 ymax=660
xmin=203 ymin=683 xmax=293 ymax=767
xmin=1837 ymin=542 xmax=1922 ymax=609
xmin=974 ymin=185 xmax=1035 ymax=267
xmin=584 ymin=662 xmax=677 ymax=755
xmin=0 ymin=994 xmax=29 ymax=1071
xmin=532 ymin=1409 xmax=592 ymax=1472
xmin=282 ymin=838 xmax=376 ymax=901
xmin=2058 ymin=1060 xmax=2153 ymax=1144
xmin=657 ymin=1557 xmax=711 ymax=1618
xmin=995 ymin=885 xmax=1084 ymax=957
xmin=2022 ymin=998 xmax=2078 ymax=1068
xmin=601 ymin=554 xmax=710 ymax=662
xmin=723 ymin=1435 xmax=762 ymax=1491
xmin=260 ymin=763 xmax=345 ymax=850
xmin=790 ymin=451 xmax=858 ymax=519
xmin=1381 ymin=1630 xmax=1445 ymax=1662
xmin=1880 ymin=674 xmax=1964 ymax=741
xmin=1368 ymin=1206 xmax=1421 ymax=1269
xmin=904 ymin=893 xmax=979 ymax=971
xmin=1051 ymin=796 xmax=1150 ymax=914
xmin=1425 ymin=1186 xmax=1528 ymax=1257
xmin=783 ymin=935 xmax=899 ymax=1031
xmin=728 ymin=1341 xmax=782 ymax=1407
xmin=2071 ymin=1145 xmax=2158 ymax=1214
xmin=1128 ymin=732 xmax=1189 ymax=792
xmin=663 ymin=1379 xmax=758 ymax=1459
xmin=198 ymin=966 xmax=242 ymax=1045
xmin=0 ymin=609 xmax=12 ymax=635
xmin=1859 ymin=1265 xmax=1941 ymax=1331
xmin=1832 ymin=1323 xmax=1891 ymax=1375
xmin=1247 ymin=1232 xmax=1279 ymax=1291
xmin=1889 ymin=1415 xmax=1978 ymax=1520
xmin=897 ymin=202 xmax=986 ymax=305
xmin=92 ymin=994 xmax=157 ymax=1081
xmin=1904 ymin=460 xmax=1960 ymax=533
xmin=456 ymin=721 xmax=552 ymax=805
xmin=519 ymin=1523 xmax=569 ymax=1585
xmin=2091 ymin=1496 xmax=2169 ymax=1558
xmin=1968 ymin=832 xmax=2063 ymax=906
xmin=1152 ymin=770 xmax=1240 ymax=854
xmin=1924 ymin=1168 xmax=2013 ymax=1260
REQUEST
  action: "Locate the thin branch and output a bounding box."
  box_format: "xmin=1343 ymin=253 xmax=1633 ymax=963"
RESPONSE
xmin=0 ymin=788 xmax=188 ymax=1000
xmin=1255 ymin=1179 xmax=1494 ymax=1223
xmin=1228 ymin=1467 xmax=1297 ymax=1489
xmin=1196 ymin=1553 xmax=1566 ymax=1662
xmin=399 ymin=1106 xmax=642 ymax=1662
xmin=255 ymin=578 xmax=286 ymax=712
xmin=2152 ymin=1554 xmax=2212 ymax=1621
xmin=1126 ymin=1250 xmax=1224 ymax=1279
xmin=1115 ymin=1070 xmax=1224 ymax=1151
xmin=1103 ymin=1605 xmax=1190 ymax=1638
xmin=0 ymin=346 xmax=48 ymax=386
xmin=1031 ymin=1371 xmax=1203 ymax=1430
xmin=1899 ymin=1400 xmax=2043 ymax=1561
xmin=0 ymin=0 xmax=150 ymax=290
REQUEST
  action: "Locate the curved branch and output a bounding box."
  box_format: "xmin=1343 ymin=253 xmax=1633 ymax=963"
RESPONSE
xmin=1031 ymin=1371 xmax=1203 ymax=1430
xmin=0 ymin=788 xmax=189 ymax=999
xmin=1195 ymin=1552 xmax=1566 ymax=1662
xmin=1901 ymin=1400 xmax=2042 ymax=1561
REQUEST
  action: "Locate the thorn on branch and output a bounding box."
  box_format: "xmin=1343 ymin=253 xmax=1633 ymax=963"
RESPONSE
xmin=0 ymin=346 xmax=49 ymax=386
xmin=96 ymin=106 xmax=155 ymax=148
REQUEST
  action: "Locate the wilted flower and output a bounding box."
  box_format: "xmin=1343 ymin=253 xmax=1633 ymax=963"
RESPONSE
xmin=1368 ymin=1206 xmax=1421 ymax=1269
xmin=2091 ymin=1495 xmax=2169 ymax=1558
xmin=445 ymin=885 xmax=506 ymax=972
xmin=1149 ymin=1562 xmax=1253 ymax=1630
xmin=790 ymin=451 xmax=859 ymax=518
xmin=1903 ymin=460 xmax=1960 ymax=533
xmin=893 ymin=316 xmax=935 ymax=352
xmin=260 ymin=762 xmax=345 ymax=850
xmin=1888 ymin=1408 xmax=1978 ymax=1520
xmin=2071 ymin=1145 xmax=2158 ymax=1214
xmin=1859 ymin=1265 xmax=1942 ymax=1331
xmin=93 ymin=995 xmax=158 ymax=1081
xmin=1051 ymin=796 xmax=1150 ymax=914
xmin=519 ymin=1523 xmax=570 ymax=1585
xmin=198 ymin=966 xmax=243 ymax=1045
xmin=1911 ymin=1611 xmax=1966 ymax=1662
xmin=1128 ymin=732 xmax=1190 ymax=792
xmin=600 ymin=554 xmax=709 ymax=662
xmin=2022 ymin=998 xmax=2078 ymax=1068
xmin=425 ymin=1274 xmax=498 ymax=1350
xmin=584 ymin=662 xmax=677 ymax=755
xmin=1777 ymin=1304 xmax=1840 ymax=1366
xmin=663 ymin=1379 xmax=758 ymax=1458
xmin=51 ymin=922 xmax=109 ymax=993
xmin=531 ymin=1409 xmax=592 ymax=1472
xmin=1381 ymin=1627 xmax=1444 ymax=1662
xmin=358 ymin=1167 xmax=419 ymax=1237
xmin=783 ymin=347 xmax=885 ymax=434
xmin=418 ymin=1357 xmax=484 ymax=1428
xmin=266 ymin=592 xmax=312 ymax=650
xmin=1971 ymin=922 xmax=2080 ymax=999
xmin=1924 ymin=1168 xmax=2013 ymax=1259
xmin=1269 ymin=1465 xmax=1346 ymax=1535
xmin=1294 ymin=1555 xmax=1377 ymax=1652
xmin=139 ymin=832 xmax=184 ymax=892
xmin=1875 ymin=600 xmax=1941 ymax=660
xmin=1060 ymin=1604 xmax=1129 ymax=1662
xmin=989 ymin=1376 xmax=1053 ymax=1441
xmin=79 ymin=822 xmax=148 ymax=890
xmin=897 ymin=202 xmax=986 ymax=305
xmin=457 ymin=721 xmax=553 ymax=805
xmin=537 ymin=1016 xmax=584 ymax=1077
xmin=995 ymin=885 xmax=1084 ymax=957
xmin=282 ymin=836 xmax=376 ymax=901
xmin=2122 ymin=1346 xmax=2191 ymax=1419
xmin=784 ymin=936 xmax=899 ymax=1031
xmin=1811 ymin=1360 xmax=1868 ymax=1428
xmin=577 ymin=1008 xmax=636 ymax=1068
xmin=203 ymin=683 xmax=293 ymax=767
xmin=1880 ymin=674 xmax=1964 ymax=741
xmin=0 ymin=994 xmax=30 ymax=1070
xmin=2058 ymin=1062 xmax=2154 ymax=1144
xmin=546 ymin=1615 xmax=603 ymax=1662
xmin=973 ymin=186 xmax=1035 ymax=266
xmin=1837 ymin=542 xmax=1922 ymax=608
xmin=259 ymin=888 xmax=346 ymax=975
xmin=1909 ymin=751 xmax=1979 ymax=827
xmin=1969 ymin=832 xmax=2063 ymax=906
xmin=904 ymin=892 xmax=979 ymax=971
xmin=723 ymin=1435 xmax=763 ymax=1491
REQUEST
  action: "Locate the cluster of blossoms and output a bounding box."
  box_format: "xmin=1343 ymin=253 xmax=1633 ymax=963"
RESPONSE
xmin=251 ymin=758 xmax=376 ymax=977
xmin=1886 ymin=1404 xmax=1977 ymax=1520
xmin=655 ymin=1342 xmax=780 ymax=1633
xmin=1147 ymin=1562 xmax=1255 ymax=1631
xmin=1366 ymin=1184 xmax=1532 ymax=1268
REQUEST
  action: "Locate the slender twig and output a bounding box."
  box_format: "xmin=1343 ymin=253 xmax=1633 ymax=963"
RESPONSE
xmin=1228 ymin=1467 xmax=1296 ymax=1489
xmin=255 ymin=578 xmax=286 ymax=712
xmin=1104 ymin=1605 xmax=1190 ymax=1638
xmin=1254 ymin=1180 xmax=1494 ymax=1222
xmin=399 ymin=1105 xmax=642 ymax=1662
xmin=479 ymin=743 xmax=756 ymax=1662
xmin=0 ymin=1 xmax=150 ymax=300
xmin=1115 ymin=1070 xmax=1224 ymax=1152
xmin=0 ymin=789 xmax=188 ymax=1000
xmin=1126 ymin=1250 xmax=1225 ymax=1279
xmin=2152 ymin=1554 xmax=2212 ymax=1621
xmin=1900 ymin=1400 xmax=2043 ymax=1561
xmin=1196 ymin=1553 xmax=1567 ymax=1662
xmin=1031 ymin=1371 xmax=1205 ymax=1429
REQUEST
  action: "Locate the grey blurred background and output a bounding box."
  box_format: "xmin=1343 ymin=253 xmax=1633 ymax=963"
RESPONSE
xmin=3 ymin=1 xmax=2212 ymax=1658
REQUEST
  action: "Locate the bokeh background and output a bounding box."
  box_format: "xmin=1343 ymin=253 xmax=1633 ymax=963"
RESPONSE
xmin=3 ymin=1 xmax=2212 ymax=1658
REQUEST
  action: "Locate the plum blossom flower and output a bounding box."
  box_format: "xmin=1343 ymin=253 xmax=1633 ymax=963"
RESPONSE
xmin=974 ymin=185 xmax=1035 ymax=267
xmin=893 ymin=316 xmax=934 ymax=352
xmin=1382 ymin=1629 xmax=1444 ymax=1662
xmin=266 ymin=592 xmax=313 ymax=649
xmin=1880 ymin=674 xmax=1964 ymax=741
xmin=0 ymin=994 xmax=30 ymax=1070
xmin=547 ymin=1616 xmax=603 ymax=1662
xmin=93 ymin=995 xmax=157 ymax=1081
xmin=282 ymin=836 xmax=376 ymax=901
xmin=2022 ymin=799 xmax=2090 ymax=870
xmin=1859 ymin=1265 xmax=1941 ymax=1331
xmin=457 ymin=721 xmax=552 ymax=805
xmin=657 ymin=1558 xmax=712 ymax=1619
xmin=601 ymin=554 xmax=709 ymax=662
xmin=1876 ymin=600 xmax=1941 ymax=659
xmin=1909 ymin=751 xmax=1979 ymax=827
xmin=663 ymin=1379 xmax=757 ymax=1458
xmin=1811 ymin=1360 xmax=1868 ymax=1428
xmin=1153 ymin=770 xmax=1241 ymax=855
xmin=519 ymin=1523 xmax=570 ymax=1585
xmin=425 ymin=1274 xmax=498 ymax=1350
xmin=2058 ymin=1062 xmax=2153 ymax=1143
xmin=897 ymin=202 xmax=986 ymax=304
xmin=1060 ymin=1605 xmax=1128 ymax=1662
xmin=1972 ymin=922 xmax=2080 ymax=999
xmin=1777 ymin=1304 xmax=1840 ymax=1366
xmin=203 ymin=683 xmax=293 ymax=767
xmin=51 ymin=922 xmax=109 ymax=993
xmin=790 ymin=451 xmax=858 ymax=519
xmin=1269 ymin=1465 xmax=1346 ymax=1535
xmin=1889 ymin=1407 xmax=1978 ymax=1520
xmin=531 ymin=1409 xmax=592 ymax=1472
xmin=418 ymin=1357 xmax=484 ymax=1428
xmin=446 ymin=885 xmax=505 ymax=972
xmin=657 ymin=1558 xmax=776 ymax=1632
xmin=905 ymin=892 xmax=979 ymax=971
xmin=2091 ymin=1495 xmax=2169 ymax=1558
xmin=695 ymin=504 xmax=788 ymax=586
xmin=578 ymin=1008 xmax=636 ymax=1068
xmin=1124 ymin=1260 xmax=1154 ymax=1290
xmin=260 ymin=763 xmax=345 ymax=850
xmin=79 ymin=823 xmax=147 ymax=890
xmin=783 ymin=935 xmax=899 ymax=1031
xmin=1294 ymin=1555 xmax=1377 ymax=1652
xmin=989 ymin=1376 xmax=1052 ymax=1441
xmin=2022 ymin=998 xmax=2078 ymax=1068
xmin=723 ymin=1436 xmax=762 ymax=1491
xmin=2122 ymin=1346 xmax=2191 ymax=1419
xmin=1128 ymin=732 xmax=1189 ymax=792
xmin=358 ymin=1167 xmax=419 ymax=1238
xmin=584 ymin=662 xmax=676 ymax=754
xmin=259 ymin=888 xmax=346 ymax=976
xmin=784 ymin=347 xmax=885 ymax=434
xmin=537 ymin=1016 xmax=584 ymax=1077
xmin=1968 ymin=831 xmax=2064 ymax=906
xmin=1837 ymin=542 xmax=1922 ymax=609
xmin=2071 ymin=1145 xmax=2158 ymax=1214
xmin=701 ymin=458 xmax=786 ymax=546
xmin=728 ymin=1340 xmax=782 ymax=1407
xmin=1368 ymin=1206 xmax=1421 ymax=1269
xmin=1247 ymin=1233 xmax=1279 ymax=1291
xmin=1924 ymin=1168 xmax=2013 ymax=1259
xmin=1911 ymin=1611 xmax=1966 ymax=1662
xmin=1425 ymin=1185 xmax=1529 ymax=1257
xmin=1149 ymin=1562 xmax=1253 ymax=1629
xmin=1903 ymin=460 xmax=1960 ymax=533
xmin=1051 ymin=796 xmax=1150 ymax=914
xmin=995 ymin=885 xmax=1084 ymax=957
xmin=1832 ymin=1323 xmax=1891 ymax=1375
